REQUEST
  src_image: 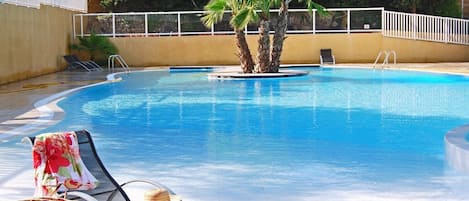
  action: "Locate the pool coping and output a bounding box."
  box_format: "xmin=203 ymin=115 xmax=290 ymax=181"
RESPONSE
xmin=207 ymin=69 xmax=309 ymax=79
xmin=0 ymin=78 xmax=117 ymax=140
xmin=445 ymin=124 xmax=469 ymax=174
xmin=0 ymin=69 xmax=168 ymax=140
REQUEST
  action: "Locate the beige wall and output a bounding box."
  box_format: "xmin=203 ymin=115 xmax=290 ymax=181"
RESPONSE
xmin=382 ymin=37 xmax=469 ymax=62
xmin=1 ymin=2 xmax=468 ymax=86
xmin=0 ymin=4 xmax=74 ymax=85
xmin=110 ymin=33 xmax=469 ymax=67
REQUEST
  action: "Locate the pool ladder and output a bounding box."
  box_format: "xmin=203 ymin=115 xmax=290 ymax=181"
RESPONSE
xmin=108 ymin=55 xmax=130 ymax=73
xmin=373 ymin=50 xmax=396 ymax=68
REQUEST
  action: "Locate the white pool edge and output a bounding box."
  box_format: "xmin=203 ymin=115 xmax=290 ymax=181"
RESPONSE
xmin=0 ymin=73 xmax=123 ymax=140
xmin=445 ymin=124 xmax=469 ymax=174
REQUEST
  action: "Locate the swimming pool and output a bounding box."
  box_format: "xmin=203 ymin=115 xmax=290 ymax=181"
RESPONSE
xmin=24 ymin=67 xmax=469 ymax=200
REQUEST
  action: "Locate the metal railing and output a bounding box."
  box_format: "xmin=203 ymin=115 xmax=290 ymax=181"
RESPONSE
xmin=73 ymin=7 xmax=469 ymax=46
xmin=108 ymin=55 xmax=130 ymax=73
xmin=383 ymin=11 xmax=469 ymax=45
xmin=373 ymin=50 xmax=396 ymax=68
xmin=73 ymin=7 xmax=384 ymax=38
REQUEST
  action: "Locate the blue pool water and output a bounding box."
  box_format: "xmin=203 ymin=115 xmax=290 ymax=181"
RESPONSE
xmin=32 ymin=68 xmax=469 ymax=200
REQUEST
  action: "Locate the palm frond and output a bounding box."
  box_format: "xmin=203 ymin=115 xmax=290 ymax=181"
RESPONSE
xmin=301 ymin=0 xmax=327 ymax=16
xmin=270 ymin=0 xmax=281 ymax=8
xmin=256 ymin=0 xmax=271 ymax=16
xmin=202 ymin=12 xmax=225 ymax=27
xmin=231 ymin=6 xmax=258 ymax=29
xmin=202 ymin=0 xmax=228 ymax=27
xmin=204 ymin=0 xmax=227 ymax=12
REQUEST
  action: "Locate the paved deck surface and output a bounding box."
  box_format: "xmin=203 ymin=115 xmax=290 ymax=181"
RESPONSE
xmin=0 ymin=63 xmax=468 ymax=200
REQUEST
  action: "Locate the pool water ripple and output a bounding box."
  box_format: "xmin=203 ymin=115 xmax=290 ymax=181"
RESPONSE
xmin=10 ymin=67 xmax=469 ymax=201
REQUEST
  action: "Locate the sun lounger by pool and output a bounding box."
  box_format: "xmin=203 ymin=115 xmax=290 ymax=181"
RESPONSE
xmin=63 ymin=55 xmax=103 ymax=72
xmin=320 ymin=48 xmax=335 ymax=65
xmin=23 ymin=130 xmax=181 ymax=201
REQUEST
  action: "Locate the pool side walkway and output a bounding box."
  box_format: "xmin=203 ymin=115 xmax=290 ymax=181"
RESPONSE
xmin=0 ymin=63 xmax=468 ymax=200
xmin=341 ymin=62 xmax=469 ymax=75
xmin=0 ymin=71 xmax=109 ymax=139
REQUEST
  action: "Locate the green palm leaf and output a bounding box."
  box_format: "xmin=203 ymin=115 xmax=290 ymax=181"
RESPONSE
xmin=202 ymin=0 xmax=228 ymax=27
xmin=231 ymin=6 xmax=257 ymax=29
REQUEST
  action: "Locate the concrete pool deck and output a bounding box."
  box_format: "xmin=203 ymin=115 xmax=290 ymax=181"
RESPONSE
xmin=1 ymin=62 xmax=469 ymax=200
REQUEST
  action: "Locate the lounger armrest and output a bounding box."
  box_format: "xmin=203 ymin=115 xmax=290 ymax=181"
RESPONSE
xmin=21 ymin=137 xmax=34 ymax=145
xmin=87 ymin=61 xmax=104 ymax=70
xmin=72 ymin=61 xmax=92 ymax=71
xmin=120 ymin=179 xmax=176 ymax=195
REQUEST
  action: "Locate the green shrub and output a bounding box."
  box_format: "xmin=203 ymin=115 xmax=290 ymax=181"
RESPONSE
xmin=70 ymin=32 xmax=118 ymax=65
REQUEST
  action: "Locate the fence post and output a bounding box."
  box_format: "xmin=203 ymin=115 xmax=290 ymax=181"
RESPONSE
xmin=80 ymin=15 xmax=84 ymax=37
xmin=112 ymin=13 xmax=116 ymax=38
xmin=211 ymin=24 xmax=215 ymax=36
xmin=381 ymin=10 xmax=384 ymax=36
xmin=145 ymin=13 xmax=148 ymax=37
xmin=444 ymin=18 xmax=449 ymax=43
xmin=313 ymin=9 xmax=316 ymax=34
xmin=347 ymin=9 xmax=350 ymax=34
xmin=72 ymin=14 xmax=76 ymax=38
xmin=412 ymin=14 xmax=416 ymax=40
xmin=177 ymin=12 xmax=181 ymax=36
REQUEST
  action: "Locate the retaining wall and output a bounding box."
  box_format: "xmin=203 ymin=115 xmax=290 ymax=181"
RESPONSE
xmin=0 ymin=4 xmax=74 ymax=85
xmin=109 ymin=33 xmax=469 ymax=67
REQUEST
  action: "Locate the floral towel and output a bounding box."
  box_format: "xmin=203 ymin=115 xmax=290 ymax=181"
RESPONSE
xmin=32 ymin=131 xmax=99 ymax=197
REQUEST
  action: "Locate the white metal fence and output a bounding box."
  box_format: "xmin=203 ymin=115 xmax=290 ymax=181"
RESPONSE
xmin=383 ymin=11 xmax=469 ymax=45
xmin=73 ymin=8 xmax=384 ymax=37
xmin=73 ymin=7 xmax=469 ymax=45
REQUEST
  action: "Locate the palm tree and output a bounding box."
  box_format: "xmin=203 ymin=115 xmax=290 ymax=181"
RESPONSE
xmin=255 ymin=0 xmax=272 ymax=73
xmin=270 ymin=0 xmax=325 ymax=72
xmin=202 ymin=0 xmax=324 ymax=74
xmin=202 ymin=0 xmax=257 ymax=73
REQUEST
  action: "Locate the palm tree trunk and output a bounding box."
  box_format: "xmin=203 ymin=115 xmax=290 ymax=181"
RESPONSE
xmin=256 ymin=18 xmax=271 ymax=73
xmin=270 ymin=0 xmax=289 ymax=73
xmin=235 ymin=29 xmax=254 ymax=73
